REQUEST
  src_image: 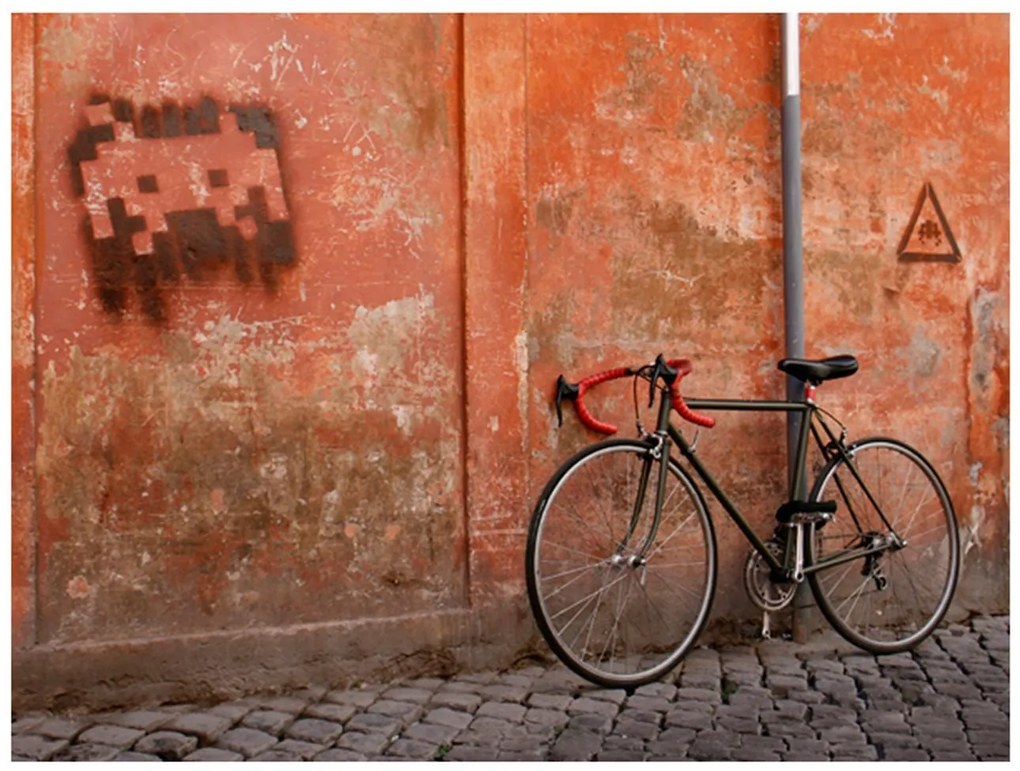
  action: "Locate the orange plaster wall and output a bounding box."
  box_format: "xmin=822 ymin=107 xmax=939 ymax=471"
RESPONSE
xmin=12 ymin=13 xmax=1008 ymax=704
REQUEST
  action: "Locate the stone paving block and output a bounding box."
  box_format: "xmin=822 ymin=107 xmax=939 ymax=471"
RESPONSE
xmin=208 ymin=702 xmax=255 ymax=722
xmin=646 ymin=736 xmax=693 ymax=760
xmin=817 ymin=724 xmax=868 ymax=745
xmin=165 ymin=711 xmax=235 ymax=744
xmin=423 ymin=706 xmax=474 ymax=730
xmin=476 ymin=700 xmax=527 ymax=722
xmin=968 ymin=728 xmax=1010 ymax=747
xmin=550 ymin=728 xmax=603 ymax=761
xmin=716 ymin=715 xmax=760 ymax=735
xmin=869 ymin=731 xmax=922 ymax=751
xmin=687 ymin=730 xmax=736 ymax=761
xmin=12 ymin=735 xmax=70 ymax=761
xmin=112 ymin=750 xmax=162 ymax=761
xmin=445 ymin=744 xmax=497 ymax=761
xmin=429 ymin=690 xmax=482 ymax=711
xmin=882 ymin=747 xmax=931 ymax=761
xmin=478 ymin=683 xmax=529 ymax=703
xmin=831 ymin=744 xmax=880 ymax=761
xmin=325 ymin=688 xmax=380 ymax=708
xmin=385 ymin=737 xmax=442 ymax=759
xmin=467 ymin=715 xmax=517 ymax=736
xmin=156 ymin=702 xmax=202 ymax=714
xmin=626 ymin=694 xmax=672 ymax=712
xmin=11 ymin=716 xmax=46 ymax=735
xmin=215 ymin=726 xmax=279 ymax=758
xmin=407 ymin=676 xmax=447 ymax=690
xmin=809 ymin=704 xmax=857 ymax=728
xmin=527 ymin=691 xmax=572 ymax=711
xmin=32 ymin=716 xmax=92 ymax=740
xmin=346 ymin=711 xmax=402 ymax=736
xmin=314 ymin=748 xmax=368 ymax=761
xmin=733 ymin=747 xmax=780 ymax=761
xmin=272 ymin=738 xmax=326 ymax=759
xmin=259 ymin=695 xmax=310 ymax=714
xmin=582 ymin=687 xmax=628 ymax=705
xmin=499 ymin=672 xmax=536 ymax=688
xmin=133 ymin=729 xmax=201 ymax=760
xmin=285 ymin=717 xmax=344 ymax=745
xmin=303 ymin=701 xmax=357 ymax=724
xmin=524 ymin=706 xmax=570 ymax=730
xmin=403 ymin=720 xmax=460 ymax=746
xmin=568 ymin=696 xmax=621 ymax=718
xmin=680 ymin=672 xmax=723 ymax=690
xmin=636 ymin=681 xmax=677 ymax=700
xmin=974 ymin=745 xmax=1010 ymax=761
xmin=368 ymin=698 xmax=424 ymax=722
xmin=99 ymin=710 xmax=173 ymax=732
xmin=52 ymin=743 xmax=120 ymax=762
xmin=77 ymin=724 xmax=146 ymax=749
xmin=603 ymin=734 xmax=645 ymax=752
xmin=292 ymin=686 xmax=329 ymax=701
xmin=612 ymin=716 xmax=660 ymax=741
xmin=567 ymin=713 xmax=614 ymax=734
xmin=183 ymin=746 xmax=245 ymax=761
xmin=859 ymin=708 xmax=911 ymax=731
xmin=930 ymin=749 xmax=979 ymax=761
xmin=251 ymin=748 xmax=307 ymax=761
xmin=499 ymin=732 xmax=552 ymax=753
xmin=676 ymin=686 xmax=722 ymax=704
xmin=458 ymin=670 xmax=499 ymax=684
xmin=665 ymin=707 xmax=713 ymax=731
xmin=241 ymin=709 xmax=295 ymax=736
xmin=335 ymin=730 xmax=392 ymax=755
xmin=599 ymin=747 xmax=648 ymax=761
xmin=382 ymin=686 xmax=434 ymax=704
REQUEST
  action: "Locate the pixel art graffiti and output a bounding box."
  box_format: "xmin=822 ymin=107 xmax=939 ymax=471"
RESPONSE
xmin=69 ymin=96 xmax=295 ymax=321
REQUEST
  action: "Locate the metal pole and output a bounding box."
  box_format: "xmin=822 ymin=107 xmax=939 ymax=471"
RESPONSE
xmin=781 ymin=12 xmax=809 ymax=643
xmin=781 ymin=13 xmax=805 ymax=495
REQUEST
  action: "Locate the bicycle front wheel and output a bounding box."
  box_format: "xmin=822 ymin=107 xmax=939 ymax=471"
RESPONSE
xmin=807 ymin=437 xmax=960 ymax=653
xmin=526 ymin=439 xmax=716 ymax=688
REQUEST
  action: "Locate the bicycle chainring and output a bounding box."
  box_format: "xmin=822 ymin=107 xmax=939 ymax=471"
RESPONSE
xmin=744 ymin=539 xmax=797 ymax=612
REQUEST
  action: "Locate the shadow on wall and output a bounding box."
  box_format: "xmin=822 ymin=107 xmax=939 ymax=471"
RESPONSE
xmin=68 ymin=94 xmax=296 ymax=322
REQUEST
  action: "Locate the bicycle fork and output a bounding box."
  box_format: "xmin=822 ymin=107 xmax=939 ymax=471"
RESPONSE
xmin=615 ymin=430 xmax=672 ymax=577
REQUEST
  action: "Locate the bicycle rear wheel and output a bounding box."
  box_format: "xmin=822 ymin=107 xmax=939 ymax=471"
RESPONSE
xmin=807 ymin=437 xmax=959 ymax=653
xmin=526 ymin=438 xmax=716 ymax=688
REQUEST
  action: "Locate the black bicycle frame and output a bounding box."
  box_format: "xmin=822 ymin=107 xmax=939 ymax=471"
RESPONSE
xmin=640 ymin=387 xmax=897 ymax=579
xmin=664 ymin=396 xmax=814 ymax=575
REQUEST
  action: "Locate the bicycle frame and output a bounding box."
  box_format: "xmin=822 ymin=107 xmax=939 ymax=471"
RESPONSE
xmin=642 ymin=389 xmax=898 ymax=580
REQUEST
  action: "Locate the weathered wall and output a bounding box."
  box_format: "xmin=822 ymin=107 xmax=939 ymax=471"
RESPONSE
xmin=13 ymin=13 xmax=1008 ymax=710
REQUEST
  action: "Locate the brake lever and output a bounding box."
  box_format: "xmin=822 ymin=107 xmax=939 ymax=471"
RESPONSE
xmin=648 ymin=354 xmax=678 ymax=408
xmin=555 ymin=375 xmax=580 ymax=427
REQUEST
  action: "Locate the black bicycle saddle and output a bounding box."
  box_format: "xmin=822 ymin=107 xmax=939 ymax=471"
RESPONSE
xmin=778 ymin=355 xmax=859 ymax=384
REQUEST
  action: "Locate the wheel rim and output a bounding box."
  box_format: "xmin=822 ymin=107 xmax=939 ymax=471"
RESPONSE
xmin=810 ymin=440 xmax=958 ymax=650
xmin=531 ymin=443 xmax=714 ymax=685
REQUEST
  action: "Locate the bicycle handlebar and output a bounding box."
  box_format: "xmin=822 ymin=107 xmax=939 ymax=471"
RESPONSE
xmin=555 ymin=355 xmax=716 ymax=435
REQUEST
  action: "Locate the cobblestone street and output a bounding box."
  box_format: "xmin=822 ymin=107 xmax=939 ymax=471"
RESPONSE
xmin=12 ymin=616 xmax=1009 ymax=761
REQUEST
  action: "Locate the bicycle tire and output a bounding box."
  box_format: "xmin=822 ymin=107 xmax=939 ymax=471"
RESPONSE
xmin=526 ymin=438 xmax=716 ymax=688
xmin=806 ymin=437 xmax=960 ymax=653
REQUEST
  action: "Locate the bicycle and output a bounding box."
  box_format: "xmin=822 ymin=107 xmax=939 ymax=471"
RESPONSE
xmin=525 ymin=354 xmax=960 ymax=689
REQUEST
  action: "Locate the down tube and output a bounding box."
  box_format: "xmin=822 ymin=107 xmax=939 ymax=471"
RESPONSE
xmin=668 ymin=401 xmax=814 ymax=573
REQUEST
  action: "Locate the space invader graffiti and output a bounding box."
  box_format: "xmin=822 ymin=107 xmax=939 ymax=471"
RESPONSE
xmin=68 ymin=95 xmax=296 ymax=321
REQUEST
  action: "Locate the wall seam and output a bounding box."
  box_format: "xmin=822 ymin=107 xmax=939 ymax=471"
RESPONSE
xmin=456 ymin=12 xmax=473 ymax=610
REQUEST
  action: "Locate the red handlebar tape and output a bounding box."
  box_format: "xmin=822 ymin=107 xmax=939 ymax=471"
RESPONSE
xmin=575 ymin=367 xmax=632 ymax=434
xmin=569 ymin=360 xmax=716 ymax=434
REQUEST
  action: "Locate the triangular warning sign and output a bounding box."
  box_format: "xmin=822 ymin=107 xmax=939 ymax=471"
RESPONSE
xmin=897 ymin=182 xmax=962 ymax=263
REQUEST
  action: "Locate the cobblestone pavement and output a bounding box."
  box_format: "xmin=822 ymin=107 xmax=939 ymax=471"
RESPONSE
xmin=12 ymin=616 xmax=1008 ymax=762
